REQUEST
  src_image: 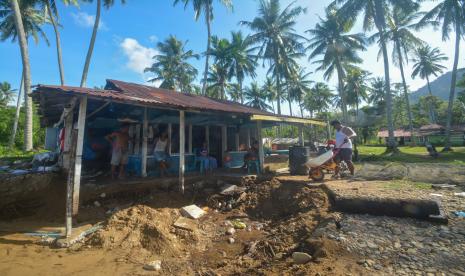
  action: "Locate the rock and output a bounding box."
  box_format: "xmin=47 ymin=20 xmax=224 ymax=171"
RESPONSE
xmin=228 ymin=237 xmax=235 ymax=244
xmin=432 ymin=184 xmax=456 ymax=190
xmin=180 ymin=204 xmax=205 ymax=219
xmin=292 ymin=252 xmax=312 ymax=264
xmin=94 ymin=201 xmax=101 ymax=207
xmin=100 ymin=193 xmax=106 ymax=198
xmin=226 ymin=227 xmax=236 ymax=235
xmin=39 ymin=237 xmax=56 ymax=246
xmin=220 ymin=184 xmax=246 ymax=195
xmin=143 ymin=260 xmax=161 ymax=271
xmin=173 ymin=217 xmax=197 ymax=232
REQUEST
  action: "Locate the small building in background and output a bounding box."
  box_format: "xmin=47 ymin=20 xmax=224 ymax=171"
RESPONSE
xmin=377 ymin=124 xmax=465 ymax=146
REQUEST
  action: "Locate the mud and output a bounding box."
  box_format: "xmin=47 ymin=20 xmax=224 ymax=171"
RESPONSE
xmin=0 ymin=177 xmax=365 ymax=275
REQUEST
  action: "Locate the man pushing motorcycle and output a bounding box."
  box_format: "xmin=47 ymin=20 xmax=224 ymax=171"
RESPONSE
xmin=330 ymin=120 xmax=356 ymax=178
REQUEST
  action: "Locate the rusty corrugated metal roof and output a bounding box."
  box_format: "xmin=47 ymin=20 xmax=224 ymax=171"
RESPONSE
xmin=34 ymin=79 xmax=272 ymax=116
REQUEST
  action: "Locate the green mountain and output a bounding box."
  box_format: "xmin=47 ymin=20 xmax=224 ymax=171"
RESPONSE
xmin=409 ymin=68 xmax=465 ymax=103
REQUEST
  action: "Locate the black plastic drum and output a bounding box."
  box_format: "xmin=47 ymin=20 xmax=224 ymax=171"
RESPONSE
xmin=289 ymin=146 xmax=311 ymax=175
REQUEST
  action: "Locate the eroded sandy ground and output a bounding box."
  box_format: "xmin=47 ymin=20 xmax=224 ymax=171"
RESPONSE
xmin=0 ymin=174 xmax=464 ymax=275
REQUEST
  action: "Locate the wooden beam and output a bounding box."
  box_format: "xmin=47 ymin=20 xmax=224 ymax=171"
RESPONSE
xmin=257 ymin=121 xmax=264 ymax=173
xmin=250 ymin=114 xmax=326 ymax=126
xmin=235 ymin=128 xmax=240 ymax=151
xmin=86 ymin=100 xmax=110 ymax=119
xmin=168 ymin=123 xmax=172 ymax=154
xmin=221 ymin=125 xmax=227 ymax=153
xmin=62 ymin=111 xmax=74 ymax=169
xmin=179 ymin=111 xmax=185 ymax=194
xmin=72 ymin=96 xmax=87 ymax=216
xmin=205 ymin=126 xmax=209 ymax=152
xmin=141 ymin=107 xmax=148 ymax=177
xmin=188 ymin=124 xmax=193 ymax=154
xmin=134 ymin=124 xmax=141 ymax=155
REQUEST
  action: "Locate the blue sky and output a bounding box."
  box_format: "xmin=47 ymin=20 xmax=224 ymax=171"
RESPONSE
xmin=1 ymin=0 xmax=464 ymax=115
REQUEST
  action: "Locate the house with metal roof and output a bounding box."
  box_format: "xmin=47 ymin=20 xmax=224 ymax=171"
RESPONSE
xmin=32 ymin=79 xmax=325 ymax=236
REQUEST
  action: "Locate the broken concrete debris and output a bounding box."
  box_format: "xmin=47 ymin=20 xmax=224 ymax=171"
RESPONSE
xmin=228 ymin=237 xmax=235 ymax=244
xmin=173 ymin=216 xmax=197 ymax=232
xmin=292 ymin=252 xmax=312 ymax=264
xmin=226 ymin=227 xmax=236 ymax=235
xmin=220 ymin=184 xmax=246 ymax=196
xmin=143 ymin=260 xmax=161 ymax=271
xmin=180 ymin=204 xmax=205 ymax=219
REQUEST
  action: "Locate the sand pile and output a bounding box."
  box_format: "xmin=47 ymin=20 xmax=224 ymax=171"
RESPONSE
xmin=89 ymin=205 xmax=198 ymax=257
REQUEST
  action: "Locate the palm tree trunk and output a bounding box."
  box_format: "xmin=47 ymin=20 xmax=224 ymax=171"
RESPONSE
xmin=9 ymin=71 xmax=24 ymax=147
xmin=201 ymin=3 xmax=212 ymax=96
xmin=444 ymin=23 xmax=461 ymax=151
xmin=425 ymin=75 xmax=437 ymax=123
xmin=335 ymin=60 xmax=348 ymax=122
xmin=239 ymin=80 xmax=244 ymax=104
xmin=299 ymin=99 xmax=304 ymax=118
xmin=288 ymin=96 xmax=293 ymax=116
xmin=276 ymin=75 xmax=281 ymax=115
xmin=374 ymin=1 xmax=396 ymax=151
xmin=396 ymin=42 xmax=415 ymax=146
xmin=46 ymin=0 xmax=65 ymax=85
xmin=80 ymin=0 xmax=101 ymax=87
xmin=10 ymin=0 xmax=33 ymax=151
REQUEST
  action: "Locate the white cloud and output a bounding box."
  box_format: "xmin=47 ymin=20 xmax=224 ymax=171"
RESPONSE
xmin=71 ymin=12 xmax=108 ymax=30
xmin=120 ymin=38 xmax=158 ymax=81
xmin=149 ymin=35 xmax=158 ymax=43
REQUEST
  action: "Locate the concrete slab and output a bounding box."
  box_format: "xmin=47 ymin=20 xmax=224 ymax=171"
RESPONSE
xmin=173 ymin=217 xmax=197 ymax=231
xmin=180 ymin=205 xmax=205 ymax=219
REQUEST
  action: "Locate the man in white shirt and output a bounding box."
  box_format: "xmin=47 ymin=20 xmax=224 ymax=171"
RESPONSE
xmin=330 ymin=120 xmax=356 ymax=177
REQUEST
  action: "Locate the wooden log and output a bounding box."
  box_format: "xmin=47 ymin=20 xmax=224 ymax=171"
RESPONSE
xmin=72 ymin=96 xmax=87 ymax=216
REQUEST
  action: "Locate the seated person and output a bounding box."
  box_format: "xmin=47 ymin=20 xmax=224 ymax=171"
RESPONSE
xmin=153 ymin=131 xmax=170 ymax=176
xmin=198 ymin=141 xmax=217 ymax=172
xmin=223 ymin=151 xmax=233 ymax=168
xmin=241 ymin=140 xmax=259 ymax=169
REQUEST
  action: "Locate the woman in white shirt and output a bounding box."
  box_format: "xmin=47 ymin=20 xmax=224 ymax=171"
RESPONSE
xmin=153 ymin=131 xmax=170 ymax=176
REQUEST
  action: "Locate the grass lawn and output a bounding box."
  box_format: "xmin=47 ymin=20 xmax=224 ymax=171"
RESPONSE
xmin=357 ymin=145 xmax=465 ymax=164
xmin=0 ymin=146 xmax=45 ymax=164
xmin=381 ymin=180 xmax=432 ymax=190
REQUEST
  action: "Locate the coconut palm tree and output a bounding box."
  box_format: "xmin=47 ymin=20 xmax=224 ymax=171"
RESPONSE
xmin=228 ymin=31 xmax=257 ymax=104
xmin=287 ymin=68 xmax=313 ymax=118
xmin=1 ymin=0 xmax=49 ymax=150
xmin=344 ymin=67 xmax=370 ymax=119
xmin=368 ymin=77 xmax=386 ymax=106
xmin=173 ymin=0 xmax=232 ymax=95
xmin=371 ymin=5 xmax=422 ymax=143
xmin=227 ymin=83 xmax=241 ymax=102
xmin=411 ymin=46 xmax=448 ymax=123
xmin=304 ymin=82 xmax=333 ymax=118
xmin=244 ymin=82 xmax=271 ymax=110
xmin=206 ymin=64 xmax=230 ymax=99
xmin=207 ymin=35 xmax=232 ymax=99
xmin=145 ymin=35 xmax=199 ymax=92
xmin=0 ymin=81 xmax=16 ymax=106
xmin=336 ymin=0 xmax=418 ymax=151
xmin=306 ymin=6 xmax=366 ymax=122
xmin=262 ymin=77 xmax=276 ymax=113
xmin=80 ymin=0 xmax=125 ymax=87
xmin=240 ymin=0 xmax=306 ymax=115
xmin=417 ymin=0 xmax=465 ymax=150
xmin=40 ymin=0 xmax=78 ymax=85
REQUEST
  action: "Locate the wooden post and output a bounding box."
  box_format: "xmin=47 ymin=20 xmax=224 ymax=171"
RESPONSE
xmin=205 ymin=125 xmax=210 ymax=152
xmin=235 ymin=128 xmax=240 ymax=151
xmin=257 ymin=121 xmax=264 ymax=173
xmin=222 ymin=126 xmax=228 ymax=152
xmin=134 ymin=124 xmax=141 ymax=155
xmin=128 ymin=125 xmax=135 ymax=155
xmin=246 ymin=128 xmax=251 ymax=148
xmin=179 ymin=111 xmax=185 ymax=194
xmin=299 ymin=125 xmax=305 ymax=146
xmin=72 ymin=96 xmax=87 ymax=216
xmin=63 ymin=111 xmax=74 ymax=169
xmin=65 ymin=130 xmax=77 ymax=237
xmin=188 ymin=124 xmax=193 ymax=154
xmin=141 ymin=107 xmax=148 ymax=177
xmin=168 ymin=123 xmax=172 ymax=154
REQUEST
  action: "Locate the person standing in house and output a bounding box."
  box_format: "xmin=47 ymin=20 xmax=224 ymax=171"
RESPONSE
xmin=106 ymin=124 xmax=130 ymax=179
xmin=153 ymin=131 xmax=170 ymax=177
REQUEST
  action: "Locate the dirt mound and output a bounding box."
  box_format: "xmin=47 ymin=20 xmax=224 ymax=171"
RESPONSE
xmin=241 ymin=178 xmax=329 ymax=221
xmin=89 ymin=205 xmax=198 ymax=257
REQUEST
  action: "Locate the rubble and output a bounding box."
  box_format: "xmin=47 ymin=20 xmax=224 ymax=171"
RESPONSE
xmin=180 ymin=204 xmax=205 ymax=219
xmin=292 ymin=252 xmax=312 ymax=264
xmin=143 ymin=260 xmax=162 ymax=271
